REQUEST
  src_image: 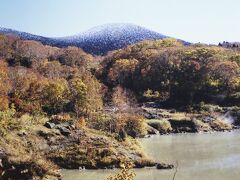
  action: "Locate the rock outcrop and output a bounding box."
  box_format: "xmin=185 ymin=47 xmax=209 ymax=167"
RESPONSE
xmin=0 ymin=119 xmax=171 ymax=179
xmin=143 ymin=103 xmax=238 ymax=134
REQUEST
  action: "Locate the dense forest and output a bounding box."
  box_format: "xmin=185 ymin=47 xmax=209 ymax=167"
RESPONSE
xmin=99 ymin=39 xmax=239 ymax=105
xmin=0 ymin=34 xmax=239 ymax=179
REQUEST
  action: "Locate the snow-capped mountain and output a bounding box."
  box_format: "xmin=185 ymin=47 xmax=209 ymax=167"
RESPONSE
xmin=0 ymin=23 xmax=177 ymax=55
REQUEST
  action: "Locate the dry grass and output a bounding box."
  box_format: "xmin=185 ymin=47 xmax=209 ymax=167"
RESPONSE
xmin=192 ymin=120 xmax=211 ymax=131
xmin=210 ymin=119 xmax=232 ymax=130
xmin=147 ymin=119 xmax=172 ymax=133
xmin=170 ymin=112 xmax=190 ymax=121
xmin=0 ymin=132 xmax=60 ymax=179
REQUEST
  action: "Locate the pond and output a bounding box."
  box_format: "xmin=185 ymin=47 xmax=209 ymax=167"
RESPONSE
xmin=62 ymin=130 xmax=240 ymax=180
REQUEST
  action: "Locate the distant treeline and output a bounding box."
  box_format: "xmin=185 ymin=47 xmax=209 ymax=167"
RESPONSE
xmin=219 ymin=41 xmax=240 ymax=49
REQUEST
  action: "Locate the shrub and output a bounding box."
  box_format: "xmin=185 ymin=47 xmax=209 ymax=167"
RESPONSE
xmin=0 ymin=109 xmax=48 ymax=136
xmin=192 ymin=119 xmax=211 ymax=132
xmin=107 ymin=163 xmax=136 ymax=180
xmin=143 ymin=89 xmax=161 ymax=100
xmin=88 ymin=113 xmax=146 ymax=138
xmin=0 ymin=108 xmax=18 ymax=135
xmin=88 ymin=112 xmax=116 ymax=133
xmin=0 ymin=96 xmax=9 ymax=111
xmin=75 ymin=116 xmax=87 ymax=128
xmin=123 ymin=115 xmax=147 ymax=137
xmin=50 ymin=113 xmax=72 ymax=123
xmin=210 ymin=119 xmax=232 ymax=130
xmin=199 ymin=103 xmax=223 ymax=113
xmin=147 ymin=119 xmax=172 ymax=133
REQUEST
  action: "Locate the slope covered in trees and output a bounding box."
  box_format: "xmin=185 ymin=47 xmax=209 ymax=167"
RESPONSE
xmin=99 ymin=38 xmax=240 ymax=106
xmin=0 ymin=34 xmax=159 ymax=179
xmin=0 ymin=34 xmax=102 ymax=115
xmin=0 ymin=34 xmax=239 ymax=178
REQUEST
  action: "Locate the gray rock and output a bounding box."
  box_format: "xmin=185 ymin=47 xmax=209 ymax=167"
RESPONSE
xmin=144 ymin=112 xmax=159 ymax=119
xmin=169 ymin=109 xmax=176 ymax=113
xmin=58 ymin=127 xmax=71 ymax=136
xmin=44 ymin=122 xmax=55 ymax=129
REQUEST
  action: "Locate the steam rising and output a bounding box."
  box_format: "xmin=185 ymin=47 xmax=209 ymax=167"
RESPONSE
xmin=220 ymin=111 xmax=235 ymax=124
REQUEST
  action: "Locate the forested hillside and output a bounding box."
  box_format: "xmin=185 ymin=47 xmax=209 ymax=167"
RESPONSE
xmin=0 ymin=34 xmax=239 ymax=179
xmin=99 ymin=38 xmax=240 ymax=106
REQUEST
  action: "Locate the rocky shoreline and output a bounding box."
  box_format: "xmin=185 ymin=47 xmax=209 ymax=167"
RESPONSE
xmin=0 ymin=103 xmax=239 ymax=179
xmin=143 ymin=103 xmax=240 ymax=135
xmin=0 ymin=117 xmax=173 ymax=179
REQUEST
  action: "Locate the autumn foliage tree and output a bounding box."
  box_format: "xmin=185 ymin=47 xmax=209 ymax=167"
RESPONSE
xmin=69 ymin=77 xmax=87 ymax=116
xmin=0 ymin=60 xmax=10 ymax=110
xmin=42 ymin=79 xmax=69 ymax=114
xmin=100 ymin=40 xmax=240 ymax=105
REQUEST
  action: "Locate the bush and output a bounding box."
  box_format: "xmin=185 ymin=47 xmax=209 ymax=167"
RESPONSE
xmin=0 ymin=108 xmax=18 ymax=135
xmin=107 ymin=163 xmax=136 ymax=180
xmin=51 ymin=113 xmax=71 ymax=121
xmin=88 ymin=113 xmax=146 ymax=138
xmin=0 ymin=96 xmax=9 ymax=111
xmin=0 ymin=108 xmax=48 ymax=136
xmin=75 ymin=116 xmax=87 ymax=128
xmin=123 ymin=115 xmax=147 ymax=137
xmin=147 ymin=119 xmax=172 ymax=133
xmin=210 ymin=119 xmax=232 ymax=130
xmin=192 ymin=119 xmax=211 ymax=132
xmin=143 ymin=89 xmax=161 ymax=101
xmin=199 ymin=103 xmax=223 ymax=113
xmin=88 ymin=112 xmax=116 ymax=133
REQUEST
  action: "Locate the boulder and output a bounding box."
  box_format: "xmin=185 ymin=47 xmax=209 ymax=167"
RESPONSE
xmin=44 ymin=122 xmax=55 ymax=129
xmin=58 ymin=127 xmax=71 ymax=136
xmin=169 ymin=109 xmax=177 ymax=113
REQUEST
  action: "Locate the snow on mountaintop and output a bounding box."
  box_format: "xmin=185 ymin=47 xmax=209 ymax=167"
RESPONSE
xmin=60 ymin=23 xmax=167 ymax=40
xmin=0 ymin=23 xmax=173 ymax=55
xmin=56 ymin=23 xmax=169 ymax=54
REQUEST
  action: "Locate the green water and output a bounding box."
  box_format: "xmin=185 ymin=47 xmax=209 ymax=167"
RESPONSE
xmin=62 ymin=130 xmax=240 ymax=180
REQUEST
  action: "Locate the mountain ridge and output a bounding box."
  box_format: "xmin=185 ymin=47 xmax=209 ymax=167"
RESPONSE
xmin=0 ymin=23 xmax=181 ymax=55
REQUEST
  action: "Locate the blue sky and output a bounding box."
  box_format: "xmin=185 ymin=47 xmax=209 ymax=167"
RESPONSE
xmin=0 ymin=0 xmax=240 ymax=44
